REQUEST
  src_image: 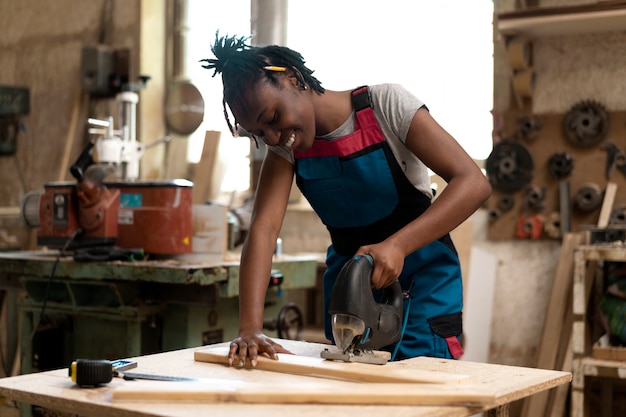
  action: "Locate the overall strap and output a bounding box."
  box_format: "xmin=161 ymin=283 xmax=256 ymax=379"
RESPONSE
xmin=351 ymin=86 xmax=378 ymax=130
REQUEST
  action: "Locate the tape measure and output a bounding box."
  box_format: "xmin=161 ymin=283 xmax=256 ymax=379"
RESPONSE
xmin=69 ymin=359 xmax=137 ymax=387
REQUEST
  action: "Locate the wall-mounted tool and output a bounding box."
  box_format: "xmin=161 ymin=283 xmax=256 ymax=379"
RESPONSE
xmin=165 ymin=80 xmax=205 ymax=135
xmin=547 ymin=151 xmax=574 ymax=179
xmin=321 ymin=255 xmax=403 ymax=365
xmin=488 ymin=194 xmax=516 ymax=223
xmin=523 ymin=185 xmax=546 ymax=210
xmin=609 ymin=205 xmax=626 ymax=225
xmin=81 ymin=46 xmax=150 ymax=98
xmin=0 ymin=85 xmax=29 ymax=156
xmin=573 ymin=183 xmax=603 ymax=212
xmin=506 ymin=36 xmax=532 ymax=71
xmin=488 ymin=209 xmax=502 ymax=222
xmin=498 ymin=193 xmax=516 ymax=212
xmin=515 ymin=215 xmax=544 ymax=240
xmin=562 ymin=99 xmax=609 ymax=148
xmin=602 ymin=141 xmax=626 ymax=179
xmin=486 ymin=141 xmax=534 ymax=192
xmin=516 ymin=114 xmax=542 ymax=141
xmin=544 ymin=212 xmax=562 ymax=239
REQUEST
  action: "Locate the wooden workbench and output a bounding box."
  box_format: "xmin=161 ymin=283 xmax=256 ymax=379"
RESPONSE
xmin=0 ymin=339 xmax=571 ymax=417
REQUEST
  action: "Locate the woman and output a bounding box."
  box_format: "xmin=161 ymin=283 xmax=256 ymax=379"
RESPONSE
xmin=201 ymin=33 xmax=491 ymax=366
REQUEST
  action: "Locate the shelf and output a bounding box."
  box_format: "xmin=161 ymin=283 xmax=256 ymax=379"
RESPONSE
xmin=571 ymin=244 xmax=626 ymax=417
xmin=497 ymin=2 xmax=626 ymax=38
xmin=580 ymin=356 xmax=626 ymax=377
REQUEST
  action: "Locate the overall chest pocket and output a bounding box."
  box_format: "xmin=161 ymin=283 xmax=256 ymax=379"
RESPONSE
xmin=297 ymin=148 xmax=399 ymax=228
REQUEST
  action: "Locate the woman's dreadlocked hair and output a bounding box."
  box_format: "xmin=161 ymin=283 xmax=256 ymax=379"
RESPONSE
xmin=200 ymin=31 xmax=325 ymax=136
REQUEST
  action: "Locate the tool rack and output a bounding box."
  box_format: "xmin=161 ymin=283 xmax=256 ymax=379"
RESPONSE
xmin=571 ymin=244 xmax=626 ymax=417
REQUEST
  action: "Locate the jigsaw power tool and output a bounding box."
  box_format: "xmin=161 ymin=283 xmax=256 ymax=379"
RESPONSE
xmin=321 ymin=255 xmax=403 ymax=365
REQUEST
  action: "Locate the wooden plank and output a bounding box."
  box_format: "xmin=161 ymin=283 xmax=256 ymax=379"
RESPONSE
xmin=498 ymin=2 xmax=626 ymax=38
xmin=548 ymin=338 xmax=573 ymax=417
xmin=520 ymin=232 xmax=584 ymax=417
xmin=597 ymin=182 xmax=617 ymax=228
xmin=192 ymin=130 xmax=221 ymax=204
xmin=0 ymin=207 xmax=20 ymax=217
xmin=112 ymin=378 xmax=495 ymax=406
xmin=194 ymin=347 xmax=471 ymax=385
xmin=191 ymin=204 xmax=228 ymax=257
xmin=58 ymin=92 xmax=87 ymax=181
xmin=592 ymin=345 xmax=626 ymax=361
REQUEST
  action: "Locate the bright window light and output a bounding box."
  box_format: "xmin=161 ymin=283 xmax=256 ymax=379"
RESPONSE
xmin=186 ymin=0 xmax=494 ymax=192
xmin=287 ymin=0 xmax=494 ymax=161
xmin=186 ymin=0 xmax=251 ymax=192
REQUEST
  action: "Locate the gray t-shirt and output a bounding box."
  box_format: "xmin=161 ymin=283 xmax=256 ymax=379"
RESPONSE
xmin=269 ymin=83 xmax=433 ymax=198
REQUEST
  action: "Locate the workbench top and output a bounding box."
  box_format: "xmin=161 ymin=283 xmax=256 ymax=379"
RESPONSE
xmin=0 ymin=339 xmax=571 ymax=417
xmin=0 ymin=250 xmax=318 ymax=293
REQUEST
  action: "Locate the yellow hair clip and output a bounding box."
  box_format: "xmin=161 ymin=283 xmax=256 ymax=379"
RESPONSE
xmin=263 ymin=65 xmax=287 ymax=72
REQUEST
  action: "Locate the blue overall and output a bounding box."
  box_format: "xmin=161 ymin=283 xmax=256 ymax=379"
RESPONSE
xmin=293 ymin=86 xmax=464 ymax=360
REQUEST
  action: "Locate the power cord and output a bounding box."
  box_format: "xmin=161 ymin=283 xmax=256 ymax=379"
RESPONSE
xmin=28 ymin=228 xmax=83 ymax=343
xmin=390 ymin=280 xmax=414 ymax=362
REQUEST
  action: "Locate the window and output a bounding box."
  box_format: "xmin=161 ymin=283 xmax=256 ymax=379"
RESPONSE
xmin=186 ymin=0 xmax=251 ymax=192
xmin=186 ymin=0 xmax=494 ymax=194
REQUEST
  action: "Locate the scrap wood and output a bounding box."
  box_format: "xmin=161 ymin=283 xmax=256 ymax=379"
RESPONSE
xmin=597 ymin=182 xmax=617 ymax=228
xmin=520 ymin=232 xmax=584 ymax=417
xmin=194 ymin=346 xmax=471 ymax=385
xmin=548 ymin=338 xmax=573 ymax=417
xmin=112 ymin=378 xmax=495 ymax=406
xmin=58 ymin=92 xmax=88 ymax=181
xmin=191 ymin=130 xmax=222 ymax=204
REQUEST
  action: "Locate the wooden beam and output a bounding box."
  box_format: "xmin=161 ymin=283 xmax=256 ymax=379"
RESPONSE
xmin=195 ymin=346 xmax=471 ymax=385
xmin=112 ymin=378 xmax=496 ymax=406
xmin=597 ymin=182 xmax=617 ymax=228
xmin=0 ymin=207 xmax=20 ymax=218
xmin=191 ymin=130 xmax=221 ymax=204
xmin=498 ymin=3 xmax=626 ymax=38
xmin=58 ymin=92 xmax=87 ymax=181
xmin=520 ymin=232 xmax=584 ymax=417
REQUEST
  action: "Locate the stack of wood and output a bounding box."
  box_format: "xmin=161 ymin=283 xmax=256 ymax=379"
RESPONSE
xmin=521 ymin=182 xmax=618 ymax=417
xmin=520 ymin=232 xmax=584 ymax=417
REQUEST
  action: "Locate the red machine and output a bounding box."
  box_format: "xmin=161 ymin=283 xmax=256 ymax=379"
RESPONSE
xmin=23 ymin=172 xmax=193 ymax=256
xmin=112 ymin=179 xmax=193 ymax=255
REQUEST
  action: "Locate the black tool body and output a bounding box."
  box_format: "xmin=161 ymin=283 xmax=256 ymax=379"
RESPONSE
xmin=328 ymin=255 xmax=403 ymax=350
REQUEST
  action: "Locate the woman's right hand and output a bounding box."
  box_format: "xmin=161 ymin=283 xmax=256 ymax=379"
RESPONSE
xmin=228 ymin=331 xmax=293 ymax=367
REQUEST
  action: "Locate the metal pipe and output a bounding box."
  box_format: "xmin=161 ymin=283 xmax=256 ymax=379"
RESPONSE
xmin=251 ymin=0 xmax=288 ymax=46
xmin=249 ymin=0 xmax=288 ymax=192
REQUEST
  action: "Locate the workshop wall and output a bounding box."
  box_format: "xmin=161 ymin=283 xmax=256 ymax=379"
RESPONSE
xmin=485 ymin=0 xmax=626 ymax=371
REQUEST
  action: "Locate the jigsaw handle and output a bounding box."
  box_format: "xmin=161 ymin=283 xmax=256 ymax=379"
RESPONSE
xmin=381 ymin=280 xmax=403 ymax=309
xmin=355 ymin=254 xmax=373 ymax=265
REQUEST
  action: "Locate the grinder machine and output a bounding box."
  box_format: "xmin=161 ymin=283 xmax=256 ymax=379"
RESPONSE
xmin=21 ymin=91 xmax=193 ymax=256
